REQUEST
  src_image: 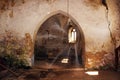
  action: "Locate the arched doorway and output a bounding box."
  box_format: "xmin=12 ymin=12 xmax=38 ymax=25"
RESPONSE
xmin=34 ymin=11 xmax=85 ymax=69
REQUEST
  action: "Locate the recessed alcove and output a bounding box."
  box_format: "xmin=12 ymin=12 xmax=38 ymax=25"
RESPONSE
xmin=34 ymin=12 xmax=85 ymax=69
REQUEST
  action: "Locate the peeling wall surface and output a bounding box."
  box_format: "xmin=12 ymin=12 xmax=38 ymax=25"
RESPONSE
xmin=0 ymin=0 xmax=120 ymax=68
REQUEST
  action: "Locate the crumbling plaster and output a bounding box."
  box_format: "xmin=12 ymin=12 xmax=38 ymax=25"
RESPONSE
xmin=0 ymin=0 xmax=120 ymax=68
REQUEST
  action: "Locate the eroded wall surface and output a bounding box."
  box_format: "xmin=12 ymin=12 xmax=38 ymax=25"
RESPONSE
xmin=0 ymin=0 xmax=120 ymax=68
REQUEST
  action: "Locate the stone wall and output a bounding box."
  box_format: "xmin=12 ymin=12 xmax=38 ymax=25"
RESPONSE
xmin=0 ymin=0 xmax=120 ymax=69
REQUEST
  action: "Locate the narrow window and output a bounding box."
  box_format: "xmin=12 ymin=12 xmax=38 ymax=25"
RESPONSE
xmin=68 ymin=28 xmax=77 ymax=43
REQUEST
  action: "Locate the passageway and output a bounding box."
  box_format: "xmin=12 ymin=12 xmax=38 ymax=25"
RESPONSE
xmin=34 ymin=13 xmax=85 ymax=69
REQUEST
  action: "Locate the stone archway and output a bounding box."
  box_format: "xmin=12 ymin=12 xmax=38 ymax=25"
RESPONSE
xmin=33 ymin=10 xmax=85 ymax=68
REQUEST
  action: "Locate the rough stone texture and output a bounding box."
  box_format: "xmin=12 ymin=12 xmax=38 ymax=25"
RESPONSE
xmin=0 ymin=0 xmax=120 ymax=69
xmin=86 ymin=51 xmax=115 ymax=69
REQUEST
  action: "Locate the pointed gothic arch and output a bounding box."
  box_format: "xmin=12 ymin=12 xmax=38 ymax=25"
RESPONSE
xmin=33 ymin=10 xmax=85 ymax=67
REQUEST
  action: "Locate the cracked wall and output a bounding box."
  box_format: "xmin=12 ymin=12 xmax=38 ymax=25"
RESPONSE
xmin=0 ymin=0 xmax=120 ymax=68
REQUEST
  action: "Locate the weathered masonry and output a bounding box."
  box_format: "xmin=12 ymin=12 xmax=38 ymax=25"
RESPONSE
xmin=0 ymin=0 xmax=120 ymax=69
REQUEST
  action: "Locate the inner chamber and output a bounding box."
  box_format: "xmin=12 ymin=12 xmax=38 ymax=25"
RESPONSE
xmin=34 ymin=13 xmax=84 ymax=69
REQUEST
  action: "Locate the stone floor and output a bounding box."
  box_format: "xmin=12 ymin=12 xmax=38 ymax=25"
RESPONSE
xmin=1 ymin=68 xmax=120 ymax=80
xmin=0 ymin=61 xmax=120 ymax=80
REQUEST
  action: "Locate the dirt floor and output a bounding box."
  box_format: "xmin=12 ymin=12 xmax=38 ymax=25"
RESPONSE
xmin=1 ymin=68 xmax=120 ymax=80
xmin=0 ymin=61 xmax=120 ymax=80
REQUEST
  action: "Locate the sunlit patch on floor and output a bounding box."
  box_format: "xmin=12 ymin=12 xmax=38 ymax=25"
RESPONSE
xmin=61 ymin=58 xmax=69 ymax=63
xmin=85 ymin=71 xmax=99 ymax=75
